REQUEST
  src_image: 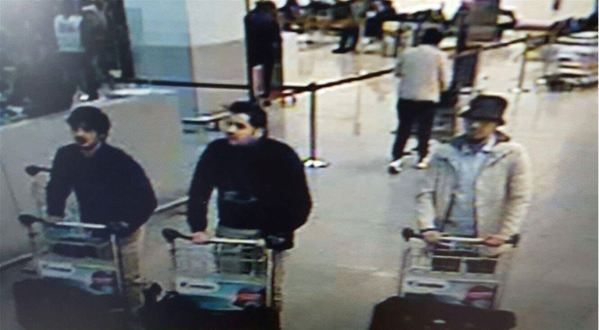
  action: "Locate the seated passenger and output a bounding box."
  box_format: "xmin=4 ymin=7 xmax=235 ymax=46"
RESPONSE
xmin=363 ymin=0 xmax=397 ymax=40
xmin=279 ymin=0 xmax=304 ymax=32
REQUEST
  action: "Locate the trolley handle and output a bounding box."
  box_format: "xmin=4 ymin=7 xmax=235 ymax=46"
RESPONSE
xmin=25 ymin=165 xmax=51 ymax=177
xmin=401 ymin=228 xmax=520 ymax=247
xmin=161 ymin=228 xmax=266 ymax=246
xmin=18 ymin=214 xmax=129 ymax=234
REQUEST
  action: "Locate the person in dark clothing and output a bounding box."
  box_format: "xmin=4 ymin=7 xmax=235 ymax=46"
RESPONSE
xmin=245 ymin=1 xmax=282 ymax=100
xmin=46 ymin=105 xmax=157 ymax=308
xmin=331 ymin=0 xmax=360 ymax=53
xmin=279 ymin=0 xmax=304 ymax=32
xmin=187 ymin=101 xmax=312 ymax=311
xmin=363 ymin=0 xmax=396 ymax=40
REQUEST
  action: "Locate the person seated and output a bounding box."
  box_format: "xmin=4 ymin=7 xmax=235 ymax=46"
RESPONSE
xmin=279 ymin=0 xmax=305 ymax=33
xmin=363 ymin=0 xmax=397 ymax=40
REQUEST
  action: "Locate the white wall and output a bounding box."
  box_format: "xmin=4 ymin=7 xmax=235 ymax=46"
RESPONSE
xmin=186 ymin=0 xmax=247 ymax=47
xmin=124 ymin=0 xmax=191 ymax=47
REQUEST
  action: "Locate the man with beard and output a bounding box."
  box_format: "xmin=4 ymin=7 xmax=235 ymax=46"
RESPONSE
xmin=187 ymin=101 xmax=312 ymax=313
xmin=46 ymin=105 xmax=157 ymax=308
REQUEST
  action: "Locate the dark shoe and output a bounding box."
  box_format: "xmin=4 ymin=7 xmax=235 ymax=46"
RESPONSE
xmin=332 ymin=48 xmax=347 ymax=54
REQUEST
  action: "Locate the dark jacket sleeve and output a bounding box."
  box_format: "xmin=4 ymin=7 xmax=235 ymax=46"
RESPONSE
xmin=187 ymin=144 xmax=217 ymax=232
xmin=46 ymin=147 xmax=72 ymax=217
xmin=265 ymin=145 xmax=312 ymax=234
xmin=118 ymin=154 xmax=157 ymax=230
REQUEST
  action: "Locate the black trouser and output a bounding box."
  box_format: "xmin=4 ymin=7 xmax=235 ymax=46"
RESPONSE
xmin=337 ymin=25 xmax=360 ymax=50
xmin=59 ymin=52 xmax=99 ymax=100
xmin=391 ymin=99 xmax=436 ymax=160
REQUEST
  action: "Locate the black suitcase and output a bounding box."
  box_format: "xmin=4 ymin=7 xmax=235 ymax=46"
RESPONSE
xmin=369 ymin=296 xmax=516 ymax=330
xmin=139 ymin=291 xmax=280 ymax=330
xmin=13 ymin=278 xmax=127 ymax=330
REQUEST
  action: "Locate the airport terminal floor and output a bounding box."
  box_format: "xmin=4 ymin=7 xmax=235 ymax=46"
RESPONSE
xmin=1 ymin=2 xmax=597 ymax=330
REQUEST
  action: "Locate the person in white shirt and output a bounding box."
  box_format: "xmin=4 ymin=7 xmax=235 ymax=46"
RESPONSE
xmin=388 ymin=28 xmax=450 ymax=174
xmin=53 ymin=0 xmax=100 ymax=101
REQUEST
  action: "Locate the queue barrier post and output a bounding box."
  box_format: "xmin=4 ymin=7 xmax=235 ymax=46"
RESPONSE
xmin=303 ymin=83 xmax=330 ymax=169
xmin=509 ymin=33 xmax=532 ymax=94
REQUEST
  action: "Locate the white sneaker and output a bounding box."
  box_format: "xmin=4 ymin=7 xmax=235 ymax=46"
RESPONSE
xmin=415 ymin=157 xmax=429 ymax=170
xmin=388 ymin=159 xmax=403 ymax=174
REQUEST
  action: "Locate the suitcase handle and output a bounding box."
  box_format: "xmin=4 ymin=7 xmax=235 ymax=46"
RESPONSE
xmin=161 ymin=228 xmax=265 ymax=246
xmin=402 ymin=228 xmax=520 ymax=247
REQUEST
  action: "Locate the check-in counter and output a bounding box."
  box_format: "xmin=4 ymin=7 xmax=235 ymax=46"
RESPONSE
xmin=0 ymin=92 xmax=187 ymax=264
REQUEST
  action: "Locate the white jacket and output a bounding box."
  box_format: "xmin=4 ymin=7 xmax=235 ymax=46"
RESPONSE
xmin=417 ymin=132 xmax=532 ymax=240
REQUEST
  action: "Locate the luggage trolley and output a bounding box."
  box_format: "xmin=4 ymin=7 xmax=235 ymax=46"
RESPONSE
xmin=398 ymin=228 xmax=520 ymax=310
xmin=370 ymin=228 xmax=520 ymax=330
xmin=139 ymin=228 xmax=279 ymax=330
xmin=12 ymin=164 xmax=131 ymax=330
xmin=13 ymin=215 xmax=130 ymax=330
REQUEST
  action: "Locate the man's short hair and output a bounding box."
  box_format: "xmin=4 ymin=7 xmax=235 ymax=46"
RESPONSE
xmin=229 ymin=101 xmax=268 ymax=129
xmin=66 ymin=106 xmax=111 ymax=136
xmin=421 ymin=28 xmax=445 ymax=45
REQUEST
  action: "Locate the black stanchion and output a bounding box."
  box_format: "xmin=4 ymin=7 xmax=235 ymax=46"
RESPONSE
xmin=509 ymin=34 xmax=532 ymax=93
xmin=303 ymin=83 xmax=330 ymax=169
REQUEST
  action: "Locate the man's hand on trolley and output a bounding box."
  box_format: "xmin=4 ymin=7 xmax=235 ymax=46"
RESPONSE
xmin=191 ymin=231 xmax=211 ymax=244
xmin=422 ymin=230 xmax=441 ymax=243
xmin=46 ymin=215 xmax=63 ymax=223
xmin=483 ymin=235 xmax=506 ymax=247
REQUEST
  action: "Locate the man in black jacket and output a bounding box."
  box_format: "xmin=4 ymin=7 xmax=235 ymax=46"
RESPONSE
xmin=187 ymin=101 xmax=312 ymax=311
xmin=46 ymin=105 xmax=157 ymax=308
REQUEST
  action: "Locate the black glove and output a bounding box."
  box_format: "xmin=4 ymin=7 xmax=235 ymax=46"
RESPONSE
xmin=107 ymin=221 xmax=130 ymax=236
xmin=265 ymin=232 xmax=294 ymax=251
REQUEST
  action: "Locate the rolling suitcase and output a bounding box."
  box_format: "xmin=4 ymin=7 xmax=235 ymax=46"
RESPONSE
xmin=369 ymin=296 xmax=516 ymax=330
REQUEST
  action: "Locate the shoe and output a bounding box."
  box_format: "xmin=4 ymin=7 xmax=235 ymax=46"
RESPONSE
xmin=415 ymin=157 xmax=429 ymax=170
xmin=332 ymin=48 xmax=347 ymax=54
xmin=388 ymin=159 xmax=403 ymax=174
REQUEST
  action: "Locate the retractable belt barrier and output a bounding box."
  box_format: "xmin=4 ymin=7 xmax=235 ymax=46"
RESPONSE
xmin=114 ymin=31 xmax=553 ymax=169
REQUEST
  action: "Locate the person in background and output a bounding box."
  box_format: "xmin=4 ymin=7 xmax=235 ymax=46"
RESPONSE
xmin=54 ymin=0 xmax=100 ymax=101
xmin=46 ymin=106 xmax=157 ymax=309
xmin=245 ymin=1 xmax=282 ymax=101
xmin=388 ymin=28 xmax=449 ymax=174
xmin=280 ymin=0 xmax=304 ymax=32
xmin=331 ymin=0 xmax=360 ymax=54
xmin=363 ymin=0 xmax=396 ymax=41
xmin=187 ymin=101 xmax=312 ymax=313
xmin=416 ymin=95 xmax=532 ymax=254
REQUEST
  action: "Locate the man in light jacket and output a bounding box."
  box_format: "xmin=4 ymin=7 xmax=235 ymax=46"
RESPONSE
xmin=416 ymin=95 xmax=532 ymax=249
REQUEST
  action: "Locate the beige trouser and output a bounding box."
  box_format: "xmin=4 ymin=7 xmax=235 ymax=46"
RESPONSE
xmin=272 ymin=250 xmax=287 ymax=312
xmin=118 ymin=227 xmax=144 ymax=310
